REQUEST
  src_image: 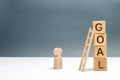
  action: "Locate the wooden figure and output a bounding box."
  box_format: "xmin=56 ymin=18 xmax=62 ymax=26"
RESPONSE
xmin=54 ymin=48 xmax=63 ymax=69
xmin=93 ymin=21 xmax=106 ymax=33
xmin=94 ymin=57 xmax=107 ymax=71
xmin=94 ymin=46 xmax=107 ymax=58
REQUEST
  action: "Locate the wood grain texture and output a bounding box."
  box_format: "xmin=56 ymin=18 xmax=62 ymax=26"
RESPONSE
xmin=54 ymin=48 xmax=63 ymax=69
xmin=92 ymin=21 xmax=106 ymax=33
xmin=94 ymin=46 xmax=107 ymax=58
xmin=94 ymin=33 xmax=107 ymax=46
xmin=94 ymin=57 xmax=107 ymax=71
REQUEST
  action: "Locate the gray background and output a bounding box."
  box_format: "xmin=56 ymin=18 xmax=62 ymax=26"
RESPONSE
xmin=0 ymin=0 xmax=119 ymax=57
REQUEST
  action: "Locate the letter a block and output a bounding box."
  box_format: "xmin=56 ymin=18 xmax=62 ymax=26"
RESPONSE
xmin=93 ymin=21 xmax=106 ymax=33
xmin=94 ymin=46 xmax=107 ymax=57
xmin=94 ymin=34 xmax=107 ymax=46
xmin=94 ymin=57 xmax=107 ymax=71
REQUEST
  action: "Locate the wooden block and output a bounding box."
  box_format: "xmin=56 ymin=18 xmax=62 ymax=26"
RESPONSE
xmin=54 ymin=48 xmax=63 ymax=69
xmin=94 ymin=33 xmax=107 ymax=46
xmin=94 ymin=46 xmax=107 ymax=57
xmin=94 ymin=57 xmax=107 ymax=71
xmin=93 ymin=21 xmax=106 ymax=33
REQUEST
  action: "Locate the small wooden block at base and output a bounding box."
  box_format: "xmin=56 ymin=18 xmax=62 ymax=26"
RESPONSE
xmin=54 ymin=48 xmax=63 ymax=69
xmin=94 ymin=33 xmax=107 ymax=46
xmin=94 ymin=46 xmax=107 ymax=58
xmin=94 ymin=57 xmax=107 ymax=71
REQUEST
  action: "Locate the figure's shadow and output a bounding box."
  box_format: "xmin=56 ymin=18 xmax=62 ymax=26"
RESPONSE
xmin=48 ymin=68 xmax=54 ymax=70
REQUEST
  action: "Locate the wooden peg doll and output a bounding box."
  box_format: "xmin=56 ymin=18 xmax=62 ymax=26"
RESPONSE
xmin=54 ymin=48 xmax=63 ymax=69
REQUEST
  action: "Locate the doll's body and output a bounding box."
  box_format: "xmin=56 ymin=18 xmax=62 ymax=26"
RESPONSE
xmin=54 ymin=48 xmax=62 ymax=69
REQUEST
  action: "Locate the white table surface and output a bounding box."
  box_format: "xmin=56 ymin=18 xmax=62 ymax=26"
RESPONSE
xmin=0 ymin=57 xmax=119 ymax=80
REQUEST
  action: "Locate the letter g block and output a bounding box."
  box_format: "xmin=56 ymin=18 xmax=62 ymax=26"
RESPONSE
xmin=93 ymin=21 xmax=106 ymax=33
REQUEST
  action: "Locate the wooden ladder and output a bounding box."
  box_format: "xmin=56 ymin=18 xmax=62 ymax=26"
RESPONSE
xmin=79 ymin=27 xmax=94 ymax=71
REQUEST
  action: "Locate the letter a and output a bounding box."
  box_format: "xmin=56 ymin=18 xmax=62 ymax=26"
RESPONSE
xmin=97 ymin=48 xmax=104 ymax=56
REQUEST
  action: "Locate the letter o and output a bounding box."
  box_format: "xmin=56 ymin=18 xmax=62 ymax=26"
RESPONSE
xmin=97 ymin=36 xmax=104 ymax=43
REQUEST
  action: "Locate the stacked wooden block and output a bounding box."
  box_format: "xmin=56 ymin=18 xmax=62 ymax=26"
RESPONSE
xmin=93 ymin=21 xmax=107 ymax=71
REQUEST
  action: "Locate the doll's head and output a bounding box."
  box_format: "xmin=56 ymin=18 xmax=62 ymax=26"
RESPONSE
xmin=54 ymin=48 xmax=62 ymax=56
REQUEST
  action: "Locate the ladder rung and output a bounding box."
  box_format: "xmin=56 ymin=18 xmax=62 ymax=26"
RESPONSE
xmin=83 ymin=51 xmax=87 ymax=54
xmin=87 ymin=37 xmax=91 ymax=39
xmin=80 ymin=65 xmax=84 ymax=67
xmin=89 ymin=30 xmax=93 ymax=33
xmin=86 ymin=44 xmax=90 ymax=46
xmin=89 ymin=27 xmax=93 ymax=32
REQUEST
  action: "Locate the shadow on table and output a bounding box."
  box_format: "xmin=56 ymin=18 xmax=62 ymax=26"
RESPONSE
xmin=85 ymin=68 xmax=94 ymax=72
xmin=48 ymin=67 xmax=63 ymax=70
xmin=48 ymin=68 xmax=54 ymax=70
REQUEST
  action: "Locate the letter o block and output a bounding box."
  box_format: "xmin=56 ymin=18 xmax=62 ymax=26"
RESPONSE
xmin=94 ymin=34 xmax=107 ymax=46
xmin=93 ymin=21 xmax=106 ymax=33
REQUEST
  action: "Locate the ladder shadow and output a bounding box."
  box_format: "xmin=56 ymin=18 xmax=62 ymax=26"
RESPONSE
xmin=85 ymin=68 xmax=94 ymax=72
